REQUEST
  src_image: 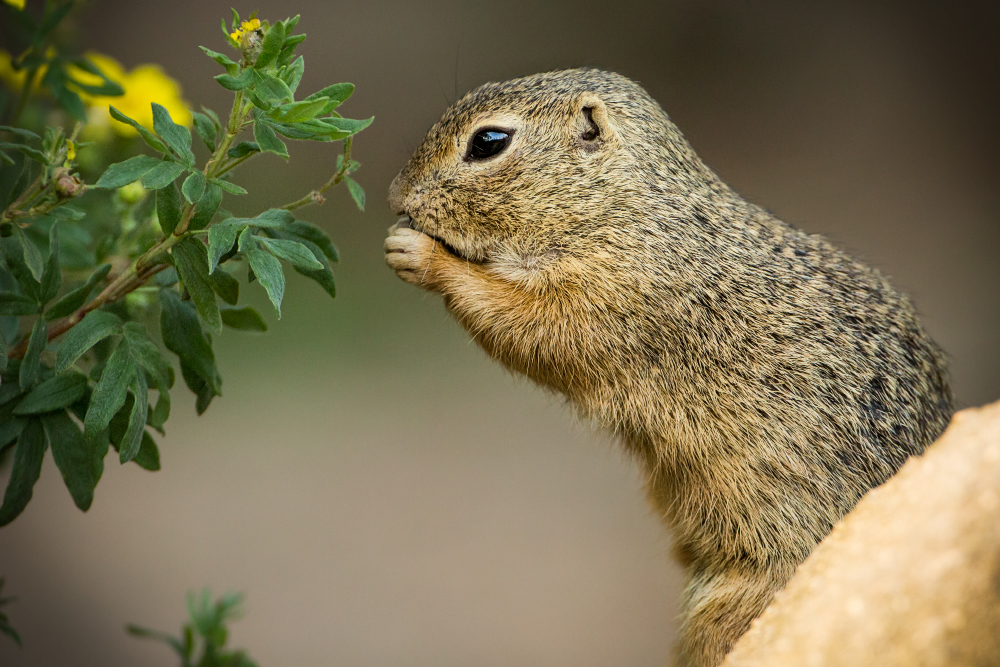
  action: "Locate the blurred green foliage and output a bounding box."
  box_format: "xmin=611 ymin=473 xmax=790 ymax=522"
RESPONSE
xmin=128 ymin=590 xmax=260 ymax=667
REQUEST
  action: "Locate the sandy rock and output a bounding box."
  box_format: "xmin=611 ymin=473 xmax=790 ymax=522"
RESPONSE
xmin=723 ymin=400 xmax=1000 ymax=667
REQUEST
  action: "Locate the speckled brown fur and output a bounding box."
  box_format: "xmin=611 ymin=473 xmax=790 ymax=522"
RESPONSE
xmin=384 ymin=68 xmax=953 ymax=667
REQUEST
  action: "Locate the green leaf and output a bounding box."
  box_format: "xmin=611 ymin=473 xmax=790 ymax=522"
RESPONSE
xmin=295 ymin=263 xmax=336 ymax=299
xmin=255 ymin=21 xmax=285 ymax=69
xmin=14 ymin=372 xmax=87 ymax=415
xmin=119 ymin=371 xmax=147 ymax=463
xmin=172 ymin=238 xmax=222 ymax=333
xmin=84 ymin=340 xmax=135 ymax=441
xmin=122 ymin=322 xmax=172 ymax=388
xmin=281 ymin=55 xmax=304 ymax=93
xmin=246 ymin=208 xmax=294 ymax=228
xmin=94 ymin=154 xmax=163 ymax=189
xmin=45 ymin=264 xmax=111 ymax=320
xmin=0 ymin=576 xmax=22 ymax=646
xmin=47 ymin=206 xmax=86 ymax=221
xmin=109 ymin=106 xmax=168 ymax=153
xmin=14 ymin=225 xmax=44 ymax=282
xmin=0 ymin=291 xmax=40 ymax=316
xmin=324 ymin=116 xmax=375 ymax=136
xmin=152 ymin=103 xmax=195 ymax=166
xmin=284 ymin=221 xmax=339 ymax=261
xmin=226 ymin=141 xmax=259 ymax=159
xmin=55 ymin=310 xmax=123 ymax=372
xmin=147 ymin=376 xmax=171 ymax=433
xmin=5 ymin=160 xmax=30 ymax=209
xmin=181 ymin=171 xmax=207 ymax=204
xmin=200 ymin=106 xmax=221 ymax=132
xmin=209 ymin=268 xmax=239 ymax=305
xmin=192 ymin=112 xmax=217 ymax=151
xmin=252 ymin=71 xmax=294 ymax=104
xmin=257 ymin=236 xmax=323 ymax=270
xmin=0 ymin=142 xmax=48 ymax=163
xmin=40 ymin=2 xmax=75 ymax=36
xmin=282 ymin=14 xmax=302 ymax=33
xmin=278 ymin=34 xmax=307 ymax=63
xmin=43 ymin=410 xmax=101 ymax=511
xmin=0 ymin=362 xmax=23 ymax=405
xmin=0 ymin=420 xmax=46 ymax=526
xmin=189 ymin=182 xmax=224 ymax=230
xmin=253 ymin=119 xmax=288 ymax=159
xmin=19 ymin=318 xmax=47 ymax=392
xmin=270 ymin=98 xmax=328 ymax=124
xmin=1 ymin=235 xmax=40 ymax=300
xmin=39 ymin=223 xmax=61 ymax=303
xmin=266 ymin=226 xmax=338 ymax=299
xmin=155 ymin=181 xmax=183 ymax=235
xmin=0 ymin=412 xmax=26 ymax=451
xmin=209 ymin=179 xmax=247 ymax=195
xmin=207 ymin=222 xmax=242 ymax=273
xmin=159 ymin=289 xmax=221 ymax=395
xmin=0 ymin=126 xmax=40 ymax=140
xmin=220 ymin=306 xmax=267 ymax=332
xmin=133 ymin=431 xmax=161 ymax=471
xmin=304 ymin=83 xmax=355 ymax=109
xmin=199 ymin=46 xmax=238 ymax=73
xmin=242 ymin=233 xmax=285 ymax=316
xmin=180 ymin=360 xmax=216 ymax=415
xmin=214 ymin=68 xmax=254 ymax=91
xmin=68 ymin=56 xmax=124 ymax=95
xmin=140 ymin=160 xmax=186 ymax=190
xmin=344 ymin=176 xmax=366 ymax=211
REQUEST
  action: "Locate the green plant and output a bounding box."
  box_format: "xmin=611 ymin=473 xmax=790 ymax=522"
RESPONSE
xmin=0 ymin=7 xmax=369 ymax=526
xmin=128 ymin=590 xmax=259 ymax=667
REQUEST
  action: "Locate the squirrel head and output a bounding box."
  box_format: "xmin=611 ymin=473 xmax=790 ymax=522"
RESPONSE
xmin=389 ymin=68 xmax=707 ymax=265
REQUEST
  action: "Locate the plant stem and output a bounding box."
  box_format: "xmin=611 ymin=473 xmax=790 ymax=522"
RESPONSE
xmin=5 ymin=67 xmax=38 ymax=128
xmin=6 ymin=262 xmax=170 ymax=360
xmin=280 ymin=138 xmax=352 ymax=211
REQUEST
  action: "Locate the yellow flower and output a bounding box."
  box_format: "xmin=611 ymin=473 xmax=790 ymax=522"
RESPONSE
xmin=68 ymin=52 xmax=191 ymax=138
xmin=0 ymin=47 xmax=53 ymax=94
xmin=230 ymin=18 xmax=262 ymax=45
xmin=3 ymin=0 xmax=26 ymax=11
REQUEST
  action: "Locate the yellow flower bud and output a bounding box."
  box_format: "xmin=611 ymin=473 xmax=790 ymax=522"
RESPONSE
xmin=118 ymin=181 xmax=146 ymax=204
xmin=241 ymin=18 xmax=261 ymax=32
xmin=2 ymin=0 xmax=26 ymax=11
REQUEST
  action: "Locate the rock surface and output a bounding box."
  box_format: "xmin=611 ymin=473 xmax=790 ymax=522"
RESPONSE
xmin=723 ymin=400 xmax=1000 ymax=667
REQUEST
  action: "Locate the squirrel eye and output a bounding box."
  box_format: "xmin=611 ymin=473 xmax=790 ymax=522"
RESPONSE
xmin=466 ymin=129 xmax=512 ymax=161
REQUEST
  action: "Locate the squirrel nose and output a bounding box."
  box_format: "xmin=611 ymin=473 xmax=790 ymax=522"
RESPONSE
xmin=387 ymin=173 xmax=408 ymax=215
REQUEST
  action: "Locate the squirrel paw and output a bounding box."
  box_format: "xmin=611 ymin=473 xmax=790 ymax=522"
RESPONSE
xmin=385 ymin=223 xmax=440 ymax=287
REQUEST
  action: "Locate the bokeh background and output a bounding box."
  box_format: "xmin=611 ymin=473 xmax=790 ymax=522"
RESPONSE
xmin=1 ymin=1 xmax=998 ymax=665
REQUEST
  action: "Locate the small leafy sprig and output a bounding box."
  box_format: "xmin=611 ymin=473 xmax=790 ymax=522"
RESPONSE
xmin=0 ymin=578 xmax=19 ymax=647
xmin=0 ymin=11 xmax=370 ymax=528
xmin=127 ymin=589 xmax=259 ymax=667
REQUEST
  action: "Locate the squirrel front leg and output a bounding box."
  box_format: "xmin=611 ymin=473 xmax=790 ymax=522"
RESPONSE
xmin=384 ymin=224 xmax=577 ymax=384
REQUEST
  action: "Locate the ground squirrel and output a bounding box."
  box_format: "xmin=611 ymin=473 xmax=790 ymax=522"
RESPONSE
xmin=384 ymin=68 xmax=953 ymax=667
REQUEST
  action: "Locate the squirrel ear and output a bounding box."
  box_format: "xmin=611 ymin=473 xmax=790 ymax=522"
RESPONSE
xmin=574 ymin=94 xmax=613 ymax=150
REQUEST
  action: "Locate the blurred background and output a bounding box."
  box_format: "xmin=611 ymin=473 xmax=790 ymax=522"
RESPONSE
xmin=1 ymin=0 xmax=998 ymax=665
